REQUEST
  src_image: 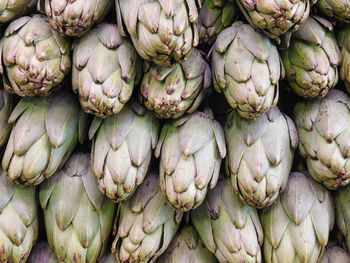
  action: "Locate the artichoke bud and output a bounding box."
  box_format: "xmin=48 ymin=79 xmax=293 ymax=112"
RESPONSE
xmin=0 ymin=0 xmax=36 ymax=24
xmin=28 ymin=242 xmax=58 ymax=263
xmin=319 ymin=244 xmax=350 ymax=263
xmin=338 ymin=25 xmax=350 ymax=94
xmin=316 ymin=0 xmax=350 ymax=22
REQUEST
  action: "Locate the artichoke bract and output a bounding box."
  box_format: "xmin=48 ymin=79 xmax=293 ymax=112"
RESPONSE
xmin=99 ymin=253 xmax=117 ymax=263
xmin=191 ymin=176 xmax=263 ymax=263
xmin=40 ymin=153 xmax=116 ymax=263
xmin=294 ymin=89 xmax=350 ymax=190
xmin=73 ymin=23 xmax=142 ymax=118
xmin=155 ymin=110 xmax=226 ymax=212
xmin=281 ymin=16 xmax=341 ymax=98
xmin=0 ymin=90 xmax=12 ymax=149
xmin=28 ymin=242 xmax=57 ymax=263
xmin=89 ymin=102 xmax=159 ymax=202
xmin=0 ymin=0 xmax=36 ymax=24
xmin=261 ymin=171 xmax=334 ymax=263
xmin=225 ymin=107 xmax=298 ymax=209
xmin=0 ymin=15 xmax=71 ymax=97
xmin=319 ymin=244 xmax=350 ymax=263
xmin=139 ymin=49 xmax=211 ymax=119
xmin=115 ymin=0 xmax=200 ymax=66
xmin=2 ymin=91 xmax=87 ymax=186
xmin=236 ymin=0 xmax=311 ymax=42
xmin=112 ymin=171 xmax=183 ymax=263
xmin=0 ymin=171 xmax=38 ymax=263
xmin=338 ymin=25 xmax=350 ymax=94
xmin=157 ymin=225 xmax=218 ymax=263
xmin=198 ymin=0 xmax=237 ymax=44
xmin=316 ymin=0 xmax=350 ymax=22
xmin=212 ymin=21 xmax=283 ymax=120
xmin=41 ymin=0 xmax=113 ymax=37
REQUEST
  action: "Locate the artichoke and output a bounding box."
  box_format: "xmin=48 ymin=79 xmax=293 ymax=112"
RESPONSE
xmin=89 ymin=102 xmax=159 ymax=202
xmin=316 ymin=0 xmax=350 ymax=22
xmin=236 ymin=0 xmax=311 ymax=41
xmin=0 ymin=15 xmax=71 ymax=97
xmin=281 ymin=16 xmax=341 ymax=98
xmin=72 ymin=23 xmax=142 ymax=118
xmin=191 ymin=176 xmax=263 ymax=263
xmin=0 ymin=170 xmax=38 ymax=263
xmin=111 ymin=170 xmax=183 ymax=263
xmin=0 ymin=89 xmax=12 ymax=149
xmin=139 ymin=48 xmax=211 ymax=119
xmin=320 ymin=244 xmax=350 ymax=263
xmin=2 ymin=91 xmax=87 ymax=186
xmin=225 ymin=107 xmax=298 ymax=209
xmin=338 ymin=25 xmax=350 ymax=94
xmin=40 ymin=152 xmax=116 ymax=263
xmin=261 ymin=171 xmax=334 ymax=263
xmin=157 ymin=225 xmax=218 ymax=263
xmin=99 ymin=253 xmax=117 ymax=263
xmin=294 ymin=89 xmax=350 ymax=190
xmin=155 ymin=110 xmax=226 ymax=211
xmin=198 ymin=0 xmax=238 ymax=44
xmin=115 ymin=0 xmax=200 ymax=66
xmin=40 ymin=0 xmax=113 ymax=37
xmin=28 ymin=242 xmax=57 ymax=263
xmin=0 ymin=0 xmax=36 ymax=24
xmin=212 ymin=21 xmax=283 ymax=119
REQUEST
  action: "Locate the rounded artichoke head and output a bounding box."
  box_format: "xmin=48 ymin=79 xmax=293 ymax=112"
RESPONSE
xmin=261 ymin=171 xmax=335 ymax=263
xmin=115 ymin=0 xmax=201 ymax=66
xmin=112 ymin=170 xmax=183 ymax=263
xmin=0 ymin=15 xmax=71 ymax=97
xmin=39 ymin=152 xmax=116 ymax=263
xmin=157 ymin=225 xmax=218 ymax=263
xmin=212 ymin=21 xmax=282 ymax=120
xmin=72 ymin=23 xmax=142 ymax=118
xmin=319 ymin=244 xmax=350 ymax=263
xmin=89 ymin=101 xmax=159 ymax=202
xmin=2 ymin=91 xmax=88 ymax=186
xmin=155 ymin=110 xmax=226 ymax=212
xmin=42 ymin=0 xmax=113 ymax=37
xmin=316 ymin=0 xmax=350 ymax=22
xmin=139 ymin=49 xmax=212 ymax=119
xmin=294 ymin=89 xmax=350 ymax=190
xmin=0 ymin=0 xmax=36 ymax=24
xmin=225 ymin=106 xmax=298 ymax=209
xmin=281 ymin=16 xmax=341 ymax=99
xmin=0 ymin=169 xmax=38 ymax=263
xmin=28 ymin=242 xmax=58 ymax=263
xmin=338 ymin=25 xmax=350 ymax=94
xmin=191 ymin=176 xmax=264 ymax=263
xmin=0 ymin=89 xmax=13 ymax=149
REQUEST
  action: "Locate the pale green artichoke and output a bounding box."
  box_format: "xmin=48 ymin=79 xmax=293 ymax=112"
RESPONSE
xmin=320 ymin=244 xmax=350 ymax=263
xmin=139 ymin=49 xmax=211 ymax=119
xmin=0 ymin=89 xmax=12 ymax=149
xmin=115 ymin=0 xmax=200 ymax=66
xmin=28 ymin=242 xmax=57 ymax=263
xmin=198 ymin=0 xmax=237 ymax=44
xmin=112 ymin=171 xmax=183 ymax=263
xmin=40 ymin=153 xmax=116 ymax=263
xmin=73 ymin=23 xmax=142 ymax=118
xmin=316 ymin=0 xmax=350 ymax=22
xmin=225 ymin=107 xmax=298 ymax=209
xmin=212 ymin=21 xmax=283 ymax=119
xmin=294 ymin=89 xmax=350 ymax=190
xmin=2 ymin=91 xmax=87 ymax=186
xmin=261 ymin=171 xmax=334 ymax=263
xmin=99 ymin=253 xmax=117 ymax=263
xmin=0 ymin=15 xmax=71 ymax=97
xmin=40 ymin=0 xmax=113 ymax=37
xmin=338 ymin=25 xmax=350 ymax=93
xmin=157 ymin=225 xmax=218 ymax=263
xmin=89 ymin=102 xmax=159 ymax=202
xmin=191 ymin=176 xmax=263 ymax=263
xmin=281 ymin=16 xmax=341 ymax=98
xmin=155 ymin=110 xmax=226 ymax=212
xmin=0 ymin=170 xmax=38 ymax=263
xmin=0 ymin=0 xmax=36 ymax=24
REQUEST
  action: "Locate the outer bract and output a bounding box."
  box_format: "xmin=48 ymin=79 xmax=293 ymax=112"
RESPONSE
xmin=0 ymin=15 xmax=71 ymax=97
xmin=139 ymin=49 xmax=211 ymax=119
xmin=115 ymin=0 xmax=200 ymax=66
xmin=261 ymin=172 xmax=334 ymax=263
xmin=0 ymin=90 xmax=12 ymax=149
xmin=28 ymin=242 xmax=57 ymax=263
xmin=89 ymin=102 xmax=159 ymax=202
xmin=212 ymin=21 xmax=283 ymax=119
xmin=157 ymin=225 xmax=218 ymax=263
xmin=155 ymin=110 xmax=226 ymax=211
xmin=225 ymin=107 xmax=298 ymax=209
xmin=294 ymin=89 xmax=350 ymax=190
xmin=0 ymin=0 xmax=36 ymax=24
xmin=111 ymin=171 xmax=183 ymax=263
xmin=191 ymin=176 xmax=263 ymax=263
xmin=199 ymin=0 xmax=238 ymax=44
xmin=41 ymin=0 xmax=113 ymax=37
xmin=316 ymin=0 xmax=350 ymax=22
xmin=2 ymin=91 xmax=87 ymax=186
xmin=281 ymin=16 xmax=341 ymax=98
xmin=236 ymin=0 xmax=311 ymax=41
xmin=73 ymin=23 xmax=142 ymax=118
xmin=0 ymin=171 xmax=38 ymax=263
xmin=40 ymin=153 xmax=116 ymax=263
xmin=338 ymin=25 xmax=350 ymax=94
xmin=319 ymin=244 xmax=350 ymax=263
